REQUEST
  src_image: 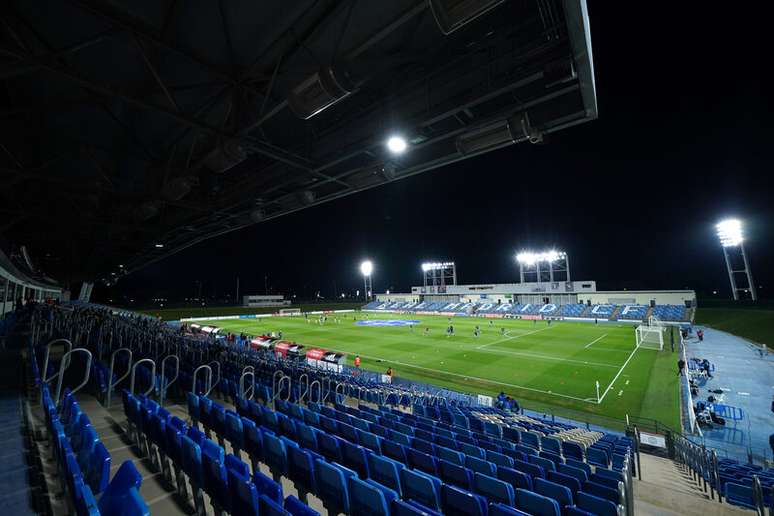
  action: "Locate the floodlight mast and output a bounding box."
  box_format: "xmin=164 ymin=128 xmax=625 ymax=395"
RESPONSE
xmin=421 ymin=261 xmax=457 ymax=294
xmin=516 ymin=250 xmax=570 ymax=284
xmin=716 ymin=219 xmax=756 ymax=301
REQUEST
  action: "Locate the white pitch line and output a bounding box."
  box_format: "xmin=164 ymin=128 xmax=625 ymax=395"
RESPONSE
xmin=476 ymin=325 xmax=554 ymax=350
xmin=597 ymin=345 xmax=640 ymax=404
xmin=319 ymin=346 xmax=598 ymax=403
xmin=474 ymin=346 xmax=619 ymax=369
xmin=584 ymin=333 xmax=608 ymax=348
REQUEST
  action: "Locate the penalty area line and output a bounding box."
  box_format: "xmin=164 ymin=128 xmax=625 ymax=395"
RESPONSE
xmin=476 ymin=325 xmax=554 ymax=350
xmin=597 ymin=345 xmax=639 ymax=404
xmin=584 ymin=333 xmax=608 ymax=348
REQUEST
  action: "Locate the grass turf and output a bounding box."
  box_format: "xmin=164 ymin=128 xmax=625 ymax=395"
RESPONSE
xmin=696 ymin=307 xmax=774 ymax=348
xmin=197 ymin=313 xmax=681 ymax=431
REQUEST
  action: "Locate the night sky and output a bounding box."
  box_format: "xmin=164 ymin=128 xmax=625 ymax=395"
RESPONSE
xmin=107 ymin=2 xmax=773 ymax=303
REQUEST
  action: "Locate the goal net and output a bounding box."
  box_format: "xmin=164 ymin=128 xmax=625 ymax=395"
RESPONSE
xmin=636 ymin=318 xmax=666 ymax=350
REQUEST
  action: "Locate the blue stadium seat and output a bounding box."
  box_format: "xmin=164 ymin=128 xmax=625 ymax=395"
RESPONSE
xmin=228 ymin=461 xmax=260 ymax=516
xmin=383 ymin=439 xmax=407 ymax=464
xmin=576 ymin=491 xmax=619 ymax=516
xmin=561 ymin=442 xmax=584 ymax=461
xmin=97 ymin=460 xmax=148 ymax=516
xmin=225 ymin=410 xmax=245 ymax=454
xmin=541 ymin=437 xmax=562 ymax=454
xmin=408 ymin=447 xmax=439 ymax=476
xmin=391 ymin=498 xmax=443 ymax=516
xmin=349 ymin=476 xmax=391 ymax=516
xmin=513 ymin=458 xmax=545 ymax=479
xmin=582 ymin=480 xmax=621 ymax=506
xmin=254 ymin=469 xmax=284 ymax=505
xmin=315 ymin=460 xmax=351 ymax=514
xmin=389 ymin=430 xmax=413 ymax=447
xmin=368 ymin=454 xmax=404 ymax=496
xmin=401 ymin=468 xmax=442 ymax=511
xmin=318 ymin=432 xmax=343 ymax=463
xmin=439 ymin=459 xmax=474 ymax=490
xmin=547 ymin=470 xmax=581 ymax=499
xmin=465 ymin=455 xmax=496 ymax=476
xmin=587 ymin=447 xmax=610 ymax=468
xmin=201 ymin=439 xmax=229 ymax=512
xmin=558 ymin=463 xmax=588 ymax=483
xmin=181 ymin=434 xmax=206 ymax=513
xmin=87 ymin=442 xmax=111 ymax=494
xmin=437 ymin=445 xmax=465 ymax=466
xmin=357 ymin=430 xmax=383 ymax=454
xmin=441 ymin=484 xmax=488 ymax=516
xmin=187 ymin=393 xmax=200 ymax=427
xmin=263 ymin=432 xmax=289 ymax=480
xmin=413 ymin=437 xmax=436 ymax=456
xmin=528 ymin=454 xmax=557 ymax=473
xmin=260 ymin=493 xmax=291 ymax=516
xmin=242 ymin=416 xmax=263 ymax=471
xmin=342 ymin=441 xmax=371 ymax=479
xmin=514 ymin=487 xmax=561 ymax=516
xmin=498 ymin=465 xmax=533 ymax=491
xmin=473 ymin=471 xmax=515 ymax=506
xmin=535 ymin=477 xmax=574 ymax=508
xmin=285 ymin=495 xmax=321 ymax=516
xmin=288 ymin=445 xmax=318 ymax=502
xmin=296 ymin=422 xmax=319 ymax=452
xmin=460 ymin=442 xmax=486 ymax=460
xmin=489 ymin=502 xmax=531 ymax=516
xmin=487 ymin=450 xmax=515 ymax=469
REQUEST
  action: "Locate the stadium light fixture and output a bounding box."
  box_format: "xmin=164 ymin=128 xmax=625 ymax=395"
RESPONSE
xmin=360 ymin=260 xmax=373 ymax=303
xmin=360 ymin=260 xmax=373 ymax=276
xmin=386 ymin=135 xmax=408 ymax=154
xmin=421 ymin=261 xmax=454 ymax=271
xmin=155 ymin=243 xmax=164 ymax=248
xmin=516 ymin=250 xmax=566 ymax=264
xmin=716 ymin=218 xmax=743 ymax=247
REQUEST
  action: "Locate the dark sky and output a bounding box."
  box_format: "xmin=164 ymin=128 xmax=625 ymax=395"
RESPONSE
xmin=106 ymin=2 xmax=774 ymax=302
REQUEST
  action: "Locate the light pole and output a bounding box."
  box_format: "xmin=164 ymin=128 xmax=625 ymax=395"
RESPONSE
xmin=360 ymin=260 xmax=373 ymax=303
xmin=716 ymin=219 xmax=757 ymax=301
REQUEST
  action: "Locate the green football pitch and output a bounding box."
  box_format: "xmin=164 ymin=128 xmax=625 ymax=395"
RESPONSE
xmin=195 ymin=313 xmax=681 ymax=431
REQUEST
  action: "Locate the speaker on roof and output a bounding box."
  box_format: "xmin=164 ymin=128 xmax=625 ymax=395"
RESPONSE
xmin=204 ymin=140 xmax=247 ymax=174
xmin=429 ymin=0 xmax=507 ymax=35
xmin=456 ymin=112 xmax=542 ymax=155
xmin=288 ymin=66 xmax=354 ymax=120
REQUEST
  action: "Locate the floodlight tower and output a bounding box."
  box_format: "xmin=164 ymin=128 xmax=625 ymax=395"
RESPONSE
xmin=360 ymin=260 xmax=373 ymax=302
xmin=716 ymin=219 xmax=757 ymax=301
xmin=516 ymin=250 xmax=570 ymax=283
xmin=421 ymin=262 xmax=457 ymax=293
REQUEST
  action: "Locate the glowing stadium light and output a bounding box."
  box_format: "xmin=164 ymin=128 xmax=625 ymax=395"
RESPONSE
xmin=386 ymin=290 xmax=390 ymax=295
xmin=386 ymin=135 xmax=407 ymax=154
xmin=360 ymin=260 xmax=373 ymax=276
xmin=421 ymin=261 xmax=454 ymax=271
xmin=516 ymin=250 xmax=566 ymax=264
xmin=155 ymin=243 xmax=165 ymax=248
xmin=716 ymin=218 xmax=743 ymax=247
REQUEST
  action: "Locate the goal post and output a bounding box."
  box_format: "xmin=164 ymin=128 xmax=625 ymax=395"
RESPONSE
xmin=636 ymin=324 xmax=665 ymax=350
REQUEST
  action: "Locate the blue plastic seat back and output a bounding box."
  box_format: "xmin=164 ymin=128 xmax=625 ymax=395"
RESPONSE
xmin=342 ymin=441 xmax=371 ymax=479
xmin=535 ymin=477 xmax=574 ymax=507
xmin=460 ymin=442 xmax=485 ymax=460
xmin=201 ymin=439 xmax=228 ymax=508
xmin=558 ymin=463 xmax=588 ymax=483
xmin=465 ymin=455 xmax=496 ymax=476
xmin=576 ymin=491 xmax=619 ymax=516
xmin=547 ymin=470 xmax=581 ymax=498
xmin=165 ymin=416 xmax=187 ymax=464
xmin=487 ymin=450 xmax=515 ymax=469
xmin=383 ymin=439 xmax=407 ymax=463
xmin=228 ymin=465 xmax=260 ymax=516
xmin=150 ymin=413 xmax=167 ymax=449
xmin=97 ymin=460 xmax=143 ymax=515
xmin=401 ymin=468 xmax=442 ymax=511
xmin=520 ymin=431 xmax=540 ymax=449
xmin=181 ymin=435 xmax=203 ymax=485
xmin=187 ymin=392 xmax=200 ymax=421
xmin=542 ymin=437 xmax=562 ymax=454
xmin=242 ymin=417 xmax=263 ymax=459
xmin=587 ymin=447 xmax=610 ymax=468
xmin=391 ymin=499 xmax=443 ymax=516
xmin=254 ymin=470 xmax=284 ymax=505
xmin=339 ymin=422 xmax=358 ymax=443
xmin=296 ymin=422 xmax=318 ymax=452
xmin=514 ymin=487 xmax=561 ymax=516
xmin=263 ymin=432 xmax=288 ymax=474
xmin=187 ymin=426 xmax=206 ymax=447
xmin=349 ymin=476 xmax=390 ymax=516
xmin=279 ymin=413 xmax=297 ymax=438
xmin=315 ymin=459 xmax=350 ymax=514
xmin=225 ymin=411 xmax=245 ymax=448
xmin=357 ymin=430 xmax=382 ymax=454
xmin=489 ymin=503 xmax=531 ymax=516
xmin=389 ymin=430 xmax=412 ymax=446
xmin=88 ymin=442 xmax=111 ymax=494
xmin=408 ymin=447 xmax=438 ymax=476
xmin=473 ymin=471 xmax=515 ymax=506
xmin=368 ymin=454 xmax=404 ymax=495
xmin=497 ymin=466 xmax=533 ymax=492
xmin=441 ymin=484 xmax=487 ymax=516
xmin=439 ymin=459 xmax=474 ymax=490
xmin=318 ymin=432 xmax=343 ymax=463
xmin=320 ymin=415 xmax=338 ymax=434
xmin=565 ymin=458 xmax=591 ymax=477
xmin=262 ymin=406 xmax=279 ymax=432
xmin=288 ymin=445 xmax=317 ymax=492
xmin=513 ymin=458 xmax=545 ymax=479
xmin=582 ymin=480 xmax=620 ymax=506
xmin=528 ymin=454 xmax=557 ymax=473
xmin=413 ymin=438 xmax=435 ymax=455
xmin=260 ymin=493 xmax=291 ymax=516
xmin=285 ymin=495 xmax=321 ymax=516
xmin=436 ymin=445 xmax=465 ymax=466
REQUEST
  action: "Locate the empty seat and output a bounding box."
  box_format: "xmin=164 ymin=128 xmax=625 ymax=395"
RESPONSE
xmin=263 ymin=433 xmax=289 ymax=479
xmin=465 ymin=455 xmax=496 ymax=476
xmin=383 ymin=440 xmax=407 ymax=464
xmin=460 ymin=442 xmax=485 ymax=460
xmin=254 ymin=469 xmax=284 ymax=505
xmin=401 ymin=468 xmax=442 ymax=511
xmin=582 ymin=480 xmax=621 ymax=507
xmin=528 ymin=454 xmax=556 ymax=473
xmin=315 ymin=460 xmax=351 ymax=514
xmin=473 ymin=471 xmax=515 ymax=506
xmin=285 ymin=495 xmax=320 ymax=516
xmin=342 ymin=441 xmax=371 ymax=479
xmin=547 ymin=470 xmax=581 ymax=498
xmin=587 ymin=448 xmax=610 ymax=468
xmin=368 ymin=454 xmax=404 ymax=496
xmin=513 ymin=459 xmax=545 ymax=479
xmin=487 ymin=450 xmax=515 ymax=469
xmin=318 ymin=433 xmax=343 ymax=463
xmin=201 ymin=439 xmax=229 ymax=512
xmin=408 ymin=447 xmax=439 ymax=476
xmin=534 ymin=477 xmax=573 ymax=508
xmin=439 ymin=459 xmax=474 ymax=490
xmin=561 ymin=441 xmax=584 ymax=461
xmin=225 ymin=411 xmax=245 ymax=454
xmin=436 ymin=445 xmax=465 ymax=466
xmin=489 ymin=502 xmax=531 ymax=516
xmin=228 ymin=460 xmax=260 ymax=516
xmin=97 ymin=461 xmax=147 ymax=516
xmin=541 ymin=437 xmax=562 ymax=454
xmin=514 ymin=487 xmax=561 ymax=516
xmin=498 ymin=465 xmax=533 ymax=492
xmin=576 ymin=491 xmax=619 ymax=516
xmin=349 ymin=476 xmax=391 ymax=516
xmin=391 ymin=498 xmax=443 ymax=516
xmin=242 ymin=417 xmax=263 ymax=471
xmin=441 ymin=484 xmax=487 ymax=516
xmin=558 ymin=463 xmax=588 ymax=483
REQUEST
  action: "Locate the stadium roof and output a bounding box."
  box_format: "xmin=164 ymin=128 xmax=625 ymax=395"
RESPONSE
xmin=0 ymin=0 xmax=596 ymax=284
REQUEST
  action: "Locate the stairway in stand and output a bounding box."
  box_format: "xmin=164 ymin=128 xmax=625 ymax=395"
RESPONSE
xmin=633 ymin=454 xmax=753 ymax=515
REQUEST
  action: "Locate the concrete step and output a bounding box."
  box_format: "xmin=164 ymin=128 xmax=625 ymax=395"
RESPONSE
xmin=634 ymin=454 xmax=753 ymax=515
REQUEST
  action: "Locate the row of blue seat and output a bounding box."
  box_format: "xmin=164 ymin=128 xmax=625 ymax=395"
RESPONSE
xmin=42 ymin=387 xmax=149 ymax=515
xmin=189 ymin=392 xmax=626 ymax=516
xmin=123 ymin=390 xmax=318 ymax=516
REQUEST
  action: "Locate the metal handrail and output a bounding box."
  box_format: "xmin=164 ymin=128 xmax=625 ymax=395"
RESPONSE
xmin=193 ymin=364 xmax=212 ymax=397
xmin=208 ymin=360 xmax=221 ymax=395
xmin=130 ymin=358 xmax=156 ymax=397
xmin=272 ymin=370 xmax=284 ymax=401
xmin=105 ymin=347 xmax=132 ymax=409
xmin=309 ymin=380 xmax=321 ymax=404
xmin=274 ymin=375 xmax=291 ymax=404
xmin=335 ymin=382 xmax=345 ymax=403
xmin=43 ymin=338 xmax=73 ymax=384
xmin=55 ymin=348 xmax=92 ymax=403
xmin=160 ymin=355 xmax=179 ymax=407
xmin=240 ymin=367 xmax=255 ymax=400
xmin=298 ymin=374 xmax=309 ymax=403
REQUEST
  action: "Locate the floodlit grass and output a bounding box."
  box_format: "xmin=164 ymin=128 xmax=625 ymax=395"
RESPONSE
xmin=696 ymin=307 xmax=774 ymax=347
xmin=198 ymin=313 xmax=681 ymax=431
